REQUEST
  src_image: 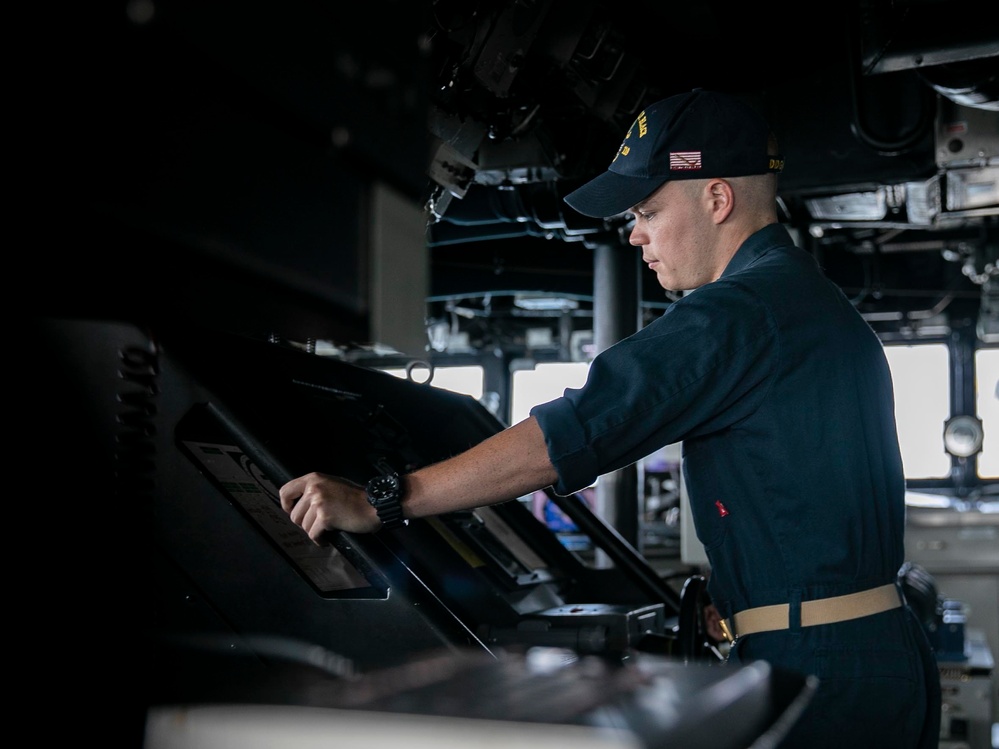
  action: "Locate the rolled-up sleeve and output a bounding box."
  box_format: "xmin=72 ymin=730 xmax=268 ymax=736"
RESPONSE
xmin=530 ymin=396 xmax=600 ymax=494
xmin=531 ymin=279 xmax=778 ymax=496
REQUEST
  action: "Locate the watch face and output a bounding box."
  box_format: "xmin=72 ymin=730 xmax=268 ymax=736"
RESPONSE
xmin=367 ymin=474 xmax=400 ymax=504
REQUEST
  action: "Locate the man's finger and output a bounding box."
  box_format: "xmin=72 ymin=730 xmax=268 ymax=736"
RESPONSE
xmin=279 ymin=476 xmax=305 ymax=512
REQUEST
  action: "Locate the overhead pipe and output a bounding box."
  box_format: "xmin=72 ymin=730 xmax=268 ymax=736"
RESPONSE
xmin=426 ymin=183 xmax=609 ymax=246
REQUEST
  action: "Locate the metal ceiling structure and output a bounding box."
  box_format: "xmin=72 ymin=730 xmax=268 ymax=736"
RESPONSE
xmin=422 ymin=0 xmax=999 ymax=353
xmin=23 ymin=0 xmax=998 ymax=355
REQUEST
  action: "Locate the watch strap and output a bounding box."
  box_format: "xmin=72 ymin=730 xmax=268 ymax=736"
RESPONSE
xmin=374 ymin=496 xmax=407 ymax=529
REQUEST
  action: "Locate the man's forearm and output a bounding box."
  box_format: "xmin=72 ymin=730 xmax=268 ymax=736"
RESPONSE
xmin=403 ymin=416 xmax=559 ymax=518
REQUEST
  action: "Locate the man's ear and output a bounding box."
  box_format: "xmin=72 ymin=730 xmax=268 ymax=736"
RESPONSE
xmin=707 ymin=179 xmax=734 ymax=223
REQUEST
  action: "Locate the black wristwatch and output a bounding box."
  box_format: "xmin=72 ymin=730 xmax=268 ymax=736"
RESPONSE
xmin=365 ymin=470 xmax=408 ymax=530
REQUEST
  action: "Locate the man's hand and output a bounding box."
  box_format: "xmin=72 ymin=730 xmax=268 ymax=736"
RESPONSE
xmin=279 ymin=472 xmax=381 ymax=540
xmin=278 ymin=417 xmax=556 ymax=542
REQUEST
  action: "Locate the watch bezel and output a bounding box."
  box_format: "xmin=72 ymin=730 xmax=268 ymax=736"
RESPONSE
xmin=367 ymin=473 xmax=401 ymax=502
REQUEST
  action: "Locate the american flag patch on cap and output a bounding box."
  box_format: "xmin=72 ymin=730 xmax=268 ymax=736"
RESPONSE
xmin=669 ymin=151 xmax=702 ymax=170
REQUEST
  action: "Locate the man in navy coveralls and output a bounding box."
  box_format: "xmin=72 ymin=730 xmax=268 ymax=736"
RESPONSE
xmin=282 ymin=89 xmax=941 ymax=748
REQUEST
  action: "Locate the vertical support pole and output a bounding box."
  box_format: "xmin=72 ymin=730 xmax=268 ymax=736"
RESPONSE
xmin=593 ymin=239 xmax=643 ymax=555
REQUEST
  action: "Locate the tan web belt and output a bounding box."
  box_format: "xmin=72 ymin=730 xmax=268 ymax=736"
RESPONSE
xmin=719 ymin=583 xmax=901 ymax=643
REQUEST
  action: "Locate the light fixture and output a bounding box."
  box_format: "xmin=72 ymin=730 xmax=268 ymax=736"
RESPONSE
xmin=805 ymin=190 xmax=887 ymax=221
xmin=942 ymin=414 xmax=984 ymax=458
xmin=513 ymin=294 xmax=579 ymax=311
xmin=946 ymin=166 xmax=999 ymax=212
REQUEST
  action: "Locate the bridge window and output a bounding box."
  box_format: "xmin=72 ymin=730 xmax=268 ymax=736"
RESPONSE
xmin=382 ymin=364 xmax=485 ymax=400
xmin=977 ymin=347 xmax=998 ymax=479
xmin=510 ymin=362 xmax=590 ymax=425
xmin=884 ymin=343 xmax=951 ymax=480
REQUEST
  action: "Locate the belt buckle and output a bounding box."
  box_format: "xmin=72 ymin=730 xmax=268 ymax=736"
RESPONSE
xmin=719 ymin=618 xmax=735 ymax=644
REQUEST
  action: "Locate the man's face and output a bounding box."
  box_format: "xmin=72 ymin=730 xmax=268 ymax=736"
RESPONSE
xmin=627 ymin=179 xmax=720 ymax=292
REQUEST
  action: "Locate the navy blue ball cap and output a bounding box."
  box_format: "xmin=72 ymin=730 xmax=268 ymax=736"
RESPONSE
xmin=564 ymin=89 xmax=783 ymax=218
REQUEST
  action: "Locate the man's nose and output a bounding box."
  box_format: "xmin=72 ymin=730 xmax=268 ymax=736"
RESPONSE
xmin=629 ymin=224 xmax=645 ymax=246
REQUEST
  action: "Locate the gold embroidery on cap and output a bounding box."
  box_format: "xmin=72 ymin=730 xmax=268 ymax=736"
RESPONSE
xmin=612 ymin=110 xmax=646 ymax=163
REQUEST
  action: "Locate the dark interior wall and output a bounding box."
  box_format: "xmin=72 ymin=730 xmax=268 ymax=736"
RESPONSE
xmin=22 ymin=1 xmax=432 ymax=342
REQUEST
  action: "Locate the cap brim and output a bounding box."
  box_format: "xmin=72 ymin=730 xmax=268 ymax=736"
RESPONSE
xmin=563 ymin=171 xmax=667 ymax=218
